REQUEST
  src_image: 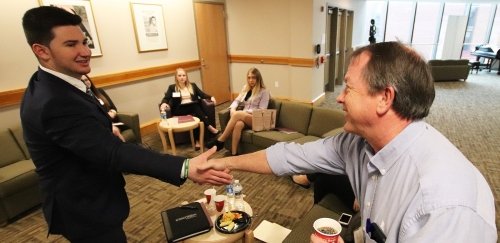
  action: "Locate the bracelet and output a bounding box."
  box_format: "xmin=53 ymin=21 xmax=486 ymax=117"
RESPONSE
xmin=183 ymin=159 xmax=190 ymax=179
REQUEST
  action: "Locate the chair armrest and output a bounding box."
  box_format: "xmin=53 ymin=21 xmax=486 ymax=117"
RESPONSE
xmin=117 ymin=112 xmax=142 ymax=143
xmin=218 ymin=109 xmax=230 ymax=131
xmin=200 ymin=98 xmax=216 ymax=127
xmin=158 ymin=103 xmax=173 ymax=118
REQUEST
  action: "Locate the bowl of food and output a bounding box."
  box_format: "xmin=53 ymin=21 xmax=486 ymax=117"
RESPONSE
xmin=215 ymin=211 xmax=251 ymax=234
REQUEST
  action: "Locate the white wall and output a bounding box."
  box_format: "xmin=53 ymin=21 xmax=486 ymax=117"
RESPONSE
xmin=226 ymin=0 xmax=317 ymax=102
xmin=0 ymin=0 xmax=201 ymax=128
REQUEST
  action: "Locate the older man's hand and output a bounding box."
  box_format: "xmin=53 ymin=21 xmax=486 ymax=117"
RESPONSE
xmin=188 ymin=147 xmax=232 ymax=185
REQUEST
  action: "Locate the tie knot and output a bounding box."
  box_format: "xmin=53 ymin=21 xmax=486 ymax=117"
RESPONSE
xmin=86 ymin=87 xmax=95 ymax=98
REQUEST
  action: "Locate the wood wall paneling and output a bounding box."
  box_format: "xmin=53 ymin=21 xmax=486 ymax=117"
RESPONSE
xmin=229 ymin=55 xmax=314 ymax=67
xmin=0 ymin=60 xmax=201 ymax=108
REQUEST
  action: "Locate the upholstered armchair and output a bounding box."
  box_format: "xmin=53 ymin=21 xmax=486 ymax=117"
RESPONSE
xmin=116 ymin=112 xmax=142 ymax=144
xmin=97 ymin=88 xmax=142 ymax=144
xmin=162 ymin=99 xmax=216 ymax=144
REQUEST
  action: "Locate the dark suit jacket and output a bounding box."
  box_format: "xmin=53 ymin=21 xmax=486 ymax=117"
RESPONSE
xmin=160 ymin=83 xmax=212 ymax=114
xmin=21 ymin=69 xmax=186 ymax=239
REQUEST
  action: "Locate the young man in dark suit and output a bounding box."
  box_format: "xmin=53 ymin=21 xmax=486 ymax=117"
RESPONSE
xmin=20 ymin=6 xmax=231 ymax=242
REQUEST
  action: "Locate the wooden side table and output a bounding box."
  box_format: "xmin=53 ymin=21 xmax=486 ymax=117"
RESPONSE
xmin=157 ymin=117 xmax=204 ymax=155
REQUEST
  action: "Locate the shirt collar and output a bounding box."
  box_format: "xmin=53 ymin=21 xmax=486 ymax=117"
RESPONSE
xmin=365 ymin=120 xmax=427 ymax=175
xmin=39 ymin=65 xmax=87 ymax=93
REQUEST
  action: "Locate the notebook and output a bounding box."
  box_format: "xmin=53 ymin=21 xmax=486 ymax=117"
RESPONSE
xmin=254 ymin=220 xmax=291 ymax=243
xmin=176 ymin=115 xmax=195 ymax=123
xmin=161 ymin=202 xmax=213 ymax=242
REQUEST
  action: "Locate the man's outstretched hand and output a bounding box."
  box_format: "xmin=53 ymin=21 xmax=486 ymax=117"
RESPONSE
xmin=188 ymin=147 xmax=232 ymax=185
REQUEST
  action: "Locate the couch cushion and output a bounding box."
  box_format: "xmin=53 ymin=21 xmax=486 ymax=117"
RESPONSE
xmin=0 ymin=129 xmax=26 ymax=168
xmin=428 ymin=59 xmax=469 ymax=66
xmin=240 ymin=130 xmax=254 ymax=144
xmin=277 ymin=101 xmax=312 ymax=135
xmin=9 ymin=125 xmax=31 ymax=159
xmin=121 ymin=129 xmax=136 ymax=143
xmin=322 ymin=127 xmax=345 ymax=138
xmin=0 ymin=159 xmax=38 ymax=197
xmin=289 ymin=135 xmax=321 ymax=145
xmin=252 ymin=131 xmax=304 ymax=148
xmin=307 ymin=107 xmax=345 ymax=137
xmin=267 ymin=98 xmax=282 ymax=111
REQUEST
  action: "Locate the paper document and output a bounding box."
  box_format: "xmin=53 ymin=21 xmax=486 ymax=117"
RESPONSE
xmin=254 ymin=220 xmax=291 ymax=243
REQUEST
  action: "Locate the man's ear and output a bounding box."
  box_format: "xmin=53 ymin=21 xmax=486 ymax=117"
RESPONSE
xmin=32 ymin=44 xmax=50 ymax=61
xmin=376 ymin=86 xmax=395 ymax=115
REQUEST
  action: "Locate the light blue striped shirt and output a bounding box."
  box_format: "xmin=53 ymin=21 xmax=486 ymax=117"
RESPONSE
xmin=266 ymin=120 xmax=496 ymax=242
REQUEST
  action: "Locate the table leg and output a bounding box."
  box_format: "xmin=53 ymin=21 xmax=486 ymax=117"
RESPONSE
xmin=168 ymin=128 xmax=177 ymax=155
xmin=189 ymin=129 xmax=195 ymax=150
xmin=199 ymin=121 xmax=204 ymax=153
xmin=157 ymin=122 xmax=169 ymax=154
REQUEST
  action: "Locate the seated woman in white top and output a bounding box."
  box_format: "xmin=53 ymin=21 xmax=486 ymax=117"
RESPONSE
xmin=206 ymin=67 xmax=270 ymax=155
xmin=159 ymin=68 xmax=218 ymax=149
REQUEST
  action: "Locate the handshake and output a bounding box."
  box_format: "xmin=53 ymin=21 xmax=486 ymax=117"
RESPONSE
xmin=186 ymin=146 xmax=233 ymax=186
xmin=188 ymin=146 xmax=271 ymax=185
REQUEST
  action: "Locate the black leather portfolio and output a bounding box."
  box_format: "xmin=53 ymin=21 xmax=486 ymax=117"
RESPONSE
xmin=161 ymin=202 xmax=213 ymax=242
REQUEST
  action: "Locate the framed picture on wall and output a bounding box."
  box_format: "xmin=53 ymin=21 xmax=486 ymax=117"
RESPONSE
xmin=130 ymin=3 xmax=168 ymax=52
xmin=39 ymin=0 xmax=102 ymax=57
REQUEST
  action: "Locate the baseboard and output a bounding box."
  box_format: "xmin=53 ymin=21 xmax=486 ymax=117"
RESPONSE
xmin=140 ymin=119 xmax=160 ymax=137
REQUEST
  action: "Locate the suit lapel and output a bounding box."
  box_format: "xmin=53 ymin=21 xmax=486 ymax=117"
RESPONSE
xmin=37 ymin=70 xmax=111 ymax=120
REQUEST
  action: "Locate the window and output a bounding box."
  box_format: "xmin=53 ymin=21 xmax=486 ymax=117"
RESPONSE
xmin=489 ymin=4 xmax=500 ymax=47
xmin=412 ymin=2 xmax=443 ymax=60
xmin=385 ymin=1 xmax=416 ymax=43
xmin=435 ymin=3 xmax=467 ymax=59
xmin=363 ymin=1 xmax=499 ymax=60
xmin=364 ymin=1 xmax=387 ymax=44
xmin=462 ymin=4 xmax=496 ymax=59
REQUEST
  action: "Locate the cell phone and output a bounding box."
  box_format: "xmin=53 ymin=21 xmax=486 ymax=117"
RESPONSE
xmin=339 ymin=213 xmax=352 ymax=226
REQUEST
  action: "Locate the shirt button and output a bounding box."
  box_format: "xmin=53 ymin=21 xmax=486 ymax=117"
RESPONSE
xmin=380 ymin=169 xmax=386 ymax=174
xmin=371 ymin=175 xmax=377 ymax=181
xmin=366 ymin=202 xmax=371 ymax=207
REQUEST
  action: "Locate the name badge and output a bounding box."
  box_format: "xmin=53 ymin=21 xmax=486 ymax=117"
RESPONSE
xmin=172 ymin=92 xmax=181 ymax=98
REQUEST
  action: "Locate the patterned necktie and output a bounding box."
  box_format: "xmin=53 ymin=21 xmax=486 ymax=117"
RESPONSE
xmin=86 ymin=87 xmax=96 ymax=99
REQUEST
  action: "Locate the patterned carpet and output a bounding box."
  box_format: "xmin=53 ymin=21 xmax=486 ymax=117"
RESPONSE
xmin=0 ymin=71 xmax=498 ymax=242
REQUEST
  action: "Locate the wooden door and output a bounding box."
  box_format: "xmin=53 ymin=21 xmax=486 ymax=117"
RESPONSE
xmin=194 ymin=3 xmax=231 ymax=104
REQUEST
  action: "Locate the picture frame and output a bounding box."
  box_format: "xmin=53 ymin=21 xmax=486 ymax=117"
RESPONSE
xmin=39 ymin=0 xmax=102 ymax=57
xmin=130 ymin=3 xmax=168 ymax=52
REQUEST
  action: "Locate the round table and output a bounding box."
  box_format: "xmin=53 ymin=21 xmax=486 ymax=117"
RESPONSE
xmin=157 ymin=117 xmax=204 ymax=155
xmin=184 ymin=199 xmax=253 ymax=243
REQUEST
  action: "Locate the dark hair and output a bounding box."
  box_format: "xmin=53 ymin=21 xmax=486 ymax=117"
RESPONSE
xmin=22 ymin=6 xmax=82 ymax=46
xmin=83 ymin=75 xmax=113 ymax=111
xmin=350 ymin=41 xmax=435 ymax=120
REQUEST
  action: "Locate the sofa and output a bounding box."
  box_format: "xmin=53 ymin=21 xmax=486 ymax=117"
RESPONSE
xmin=0 ymin=125 xmax=41 ymax=226
xmin=428 ymin=59 xmax=470 ymax=81
xmin=218 ymin=98 xmax=345 ymax=154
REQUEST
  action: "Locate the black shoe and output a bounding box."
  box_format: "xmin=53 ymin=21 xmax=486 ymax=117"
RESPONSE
xmin=206 ymin=139 xmax=224 ymax=151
